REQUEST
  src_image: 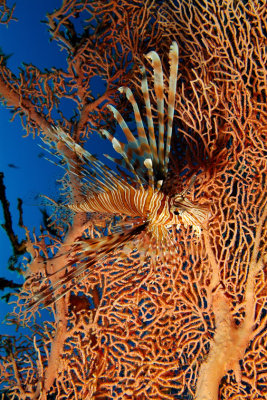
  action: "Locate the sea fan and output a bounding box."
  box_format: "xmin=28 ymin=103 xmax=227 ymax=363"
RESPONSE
xmin=29 ymin=42 xmax=209 ymax=309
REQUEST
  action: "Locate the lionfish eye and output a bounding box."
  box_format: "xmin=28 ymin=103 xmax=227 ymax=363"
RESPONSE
xmin=173 ymin=195 xmax=184 ymax=207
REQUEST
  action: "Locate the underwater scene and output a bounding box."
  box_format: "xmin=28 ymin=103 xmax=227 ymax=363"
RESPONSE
xmin=0 ymin=1 xmax=266 ymax=399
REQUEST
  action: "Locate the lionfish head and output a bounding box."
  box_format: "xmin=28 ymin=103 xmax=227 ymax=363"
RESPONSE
xmin=170 ymin=176 xmax=210 ymax=234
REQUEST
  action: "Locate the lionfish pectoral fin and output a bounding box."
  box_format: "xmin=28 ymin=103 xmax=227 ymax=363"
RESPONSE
xmin=26 ymin=222 xmax=148 ymax=311
xmin=144 ymin=224 xmax=176 ymax=265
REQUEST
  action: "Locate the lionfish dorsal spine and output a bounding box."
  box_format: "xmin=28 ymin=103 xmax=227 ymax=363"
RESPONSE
xmin=103 ymin=41 xmax=179 ymax=190
xmin=101 ymin=128 xmax=143 ymax=187
xmin=106 ymin=104 xmax=139 ymax=150
xmin=143 ymin=158 xmax=154 ymax=188
xmin=103 ymin=105 xmax=146 ymax=186
xmin=118 ymin=87 xmax=152 ymax=161
xmin=146 ymin=50 xmax=165 ymax=170
xmin=139 ymin=64 xmax=159 ymax=168
xmin=165 ymin=41 xmax=179 ymax=173
xmin=54 ymin=127 xmax=129 ymax=193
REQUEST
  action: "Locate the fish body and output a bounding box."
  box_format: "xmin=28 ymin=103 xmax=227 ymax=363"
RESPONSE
xmin=62 ymin=41 xmax=208 ymax=239
xmin=70 ymin=187 xmax=178 ymax=226
xmin=29 ymin=42 xmax=209 ymax=308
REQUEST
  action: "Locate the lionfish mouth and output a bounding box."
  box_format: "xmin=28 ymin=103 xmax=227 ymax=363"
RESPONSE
xmin=170 ymin=174 xmax=210 ymax=226
xmin=171 ymin=196 xmax=210 ymax=226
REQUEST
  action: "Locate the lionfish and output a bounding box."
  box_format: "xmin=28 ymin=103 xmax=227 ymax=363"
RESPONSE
xmin=29 ymin=42 xmax=208 ymax=309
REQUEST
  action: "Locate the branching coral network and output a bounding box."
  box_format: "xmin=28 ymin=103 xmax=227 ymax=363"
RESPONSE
xmin=0 ymin=1 xmax=266 ymax=399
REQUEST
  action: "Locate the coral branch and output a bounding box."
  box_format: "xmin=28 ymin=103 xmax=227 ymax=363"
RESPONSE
xmin=0 ymin=172 xmax=26 ymax=256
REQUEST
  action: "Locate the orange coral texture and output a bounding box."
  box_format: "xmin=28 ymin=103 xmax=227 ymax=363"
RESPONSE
xmin=0 ymin=1 xmax=266 ymax=399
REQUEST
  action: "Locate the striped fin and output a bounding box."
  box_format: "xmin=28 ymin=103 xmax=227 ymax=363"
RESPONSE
xmin=27 ymin=221 xmax=148 ymax=310
xmin=105 ymin=105 xmax=149 ymax=180
xmin=145 ymin=224 xmax=177 ymax=265
xmin=103 ymin=42 xmax=179 ymax=190
xmin=103 ymin=153 xmax=147 ymax=186
xmin=107 ymin=104 xmax=140 ymax=152
xmin=101 ymin=128 xmax=143 ymax=187
xmin=143 ymin=158 xmax=154 ymax=188
xmin=146 ymin=50 xmax=165 ymax=170
xmin=53 ymin=127 xmax=131 ymax=194
xmin=140 ymin=65 xmax=158 ymax=166
xmin=119 ymin=87 xmax=152 ymax=161
xmin=165 ymin=42 xmax=179 ymax=174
